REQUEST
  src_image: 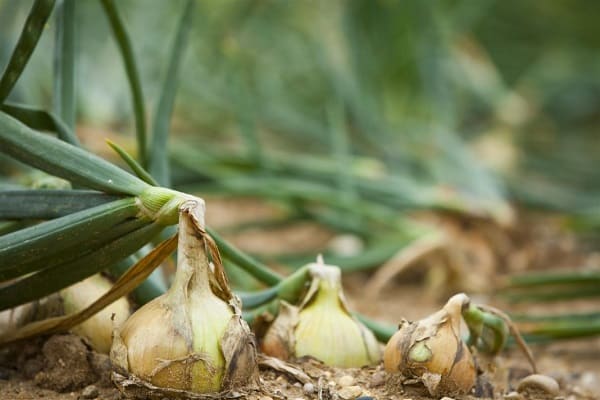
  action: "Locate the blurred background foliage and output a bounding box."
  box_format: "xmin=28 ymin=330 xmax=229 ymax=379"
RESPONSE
xmin=2 ymin=0 xmax=599 ymax=219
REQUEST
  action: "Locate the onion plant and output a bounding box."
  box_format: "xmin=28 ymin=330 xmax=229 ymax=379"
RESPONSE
xmin=0 ymin=0 xmax=597 ymax=356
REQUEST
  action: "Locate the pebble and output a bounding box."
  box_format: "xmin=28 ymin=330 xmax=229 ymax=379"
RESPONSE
xmin=338 ymin=385 xmax=363 ymax=400
xmin=369 ymin=371 xmax=386 ymax=388
xmin=517 ymin=374 xmax=560 ymax=397
xmin=503 ymin=391 xmax=523 ymax=400
xmin=356 ymin=397 xmax=375 ymax=400
xmin=338 ymin=375 xmax=355 ymax=387
xmin=579 ymin=371 xmax=599 ymax=391
xmin=79 ymin=385 xmax=99 ymax=399
xmin=275 ymin=375 xmax=288 ymax=389
xmin=303 ymin=382 xmax=315 ymax=395
xmin=293 ymin=382 xmax=302 ymax=388
xmin=440 ymin=397 xmax=455 ymax=400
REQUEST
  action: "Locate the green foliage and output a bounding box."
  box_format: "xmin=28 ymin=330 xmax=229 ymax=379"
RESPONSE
xmin=0 ymin=0 xmax=55 ymax=102
xmin=0 ymin=112 xmax=149 ymax=195
xmin=99 ymin=0 xmax=147 ymax=167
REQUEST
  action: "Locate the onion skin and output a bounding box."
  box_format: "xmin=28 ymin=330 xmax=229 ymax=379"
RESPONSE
xmin=110 ymin=200 xmax=259 ymax=397
xmin=384 ymin=293 xmax=476 ymax=396
xmin=61 ymin=274 xmax=130 ymax=354
xmin=261 ymin=261 xmax=381 ymax=368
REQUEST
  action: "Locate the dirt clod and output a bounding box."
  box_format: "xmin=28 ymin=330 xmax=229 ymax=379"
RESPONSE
xmin=88 ymin=352 xmax=112 ymax=388
xmin=33 ymin=334 xmax=97 ymax=392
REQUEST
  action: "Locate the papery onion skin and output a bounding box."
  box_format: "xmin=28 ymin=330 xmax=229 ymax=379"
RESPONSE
xmin=261 ymin=261 xmax=381 ymax=368
xmin=383 ymin=293 xmax=476 ymax=396
xmin=110 ymin=199 xmax=259 ymax=396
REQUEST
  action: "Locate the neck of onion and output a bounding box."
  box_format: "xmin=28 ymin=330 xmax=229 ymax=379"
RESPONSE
xmin=168 ymin=202 xmax=212 ymax=300
xmin=312 ymin=281 xmax=342 ymax=308
xmin=443 ymin=293 xmax=469 ymax=333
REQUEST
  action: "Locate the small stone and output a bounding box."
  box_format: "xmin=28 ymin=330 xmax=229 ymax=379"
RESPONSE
xmin=275 ymin=375 xmax=288 ymax=389
xmin=80 ymin=385 xmax=99 ymax=399
xmin=259 ymin=396 xmax=273 ymax=400
xmin=517 ymin=374 xmax=560 ymax=397
xmin=369 ymin=371 xmax=386 ymax=388
xmin=338 ymin=375 xmax=355 ymax=387
xmin=356 ymin=397 xmax=375 ymax=400
xmin=503 ymin=391 xmax=523 ymax=400
xmin=303 ymin=382 xmax=315 ymax=395
xmin=579 ymin=371 xmax=599 ymax=391
xmin=293 ymin=382 xmax=302 ymax=388
xmin=440 ymin=397 xmax=455 ymax=400
xmin=338 ymin=385 xmax=363 ymax=400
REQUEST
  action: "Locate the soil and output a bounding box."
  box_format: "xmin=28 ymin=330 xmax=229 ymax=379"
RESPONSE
xmin=1 ymin=198 xmax=599 ymax=400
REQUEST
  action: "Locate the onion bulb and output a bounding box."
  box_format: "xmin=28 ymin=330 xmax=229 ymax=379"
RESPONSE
xmin=383 ymin=293 xmax=476 ymax=396
xmin=0 ymin=275 xmax=130 ymax=354
xmin=110 ymin=199 xmax=258 ymax=397
xmin=261 ymin=258 xmax=381 ymax=368
xmin=61 ymin=274 xmax=131 ymax=353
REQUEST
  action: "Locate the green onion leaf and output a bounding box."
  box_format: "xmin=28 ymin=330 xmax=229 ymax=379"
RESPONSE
xmin=0 ymin=111 xmax=150 ymax=195
xmin=149 ymin=0 xmax=195 ymax=186
xmin=0 ymin=222 xmax=163 ymax=311
xmin=0 ymin=0 xmax=56 ymax=102
xmin=0 ymin=197 xmax=138 ymax=277
xmin=99 ymin=0 xmax=147 ymax=168
xmin=0 ymin=189 xmax=119 ymax=219
xmin=53 ymin=0 xmax=76 ymax=130
xmin=107 ymin=139 xmax=158 ymax=186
